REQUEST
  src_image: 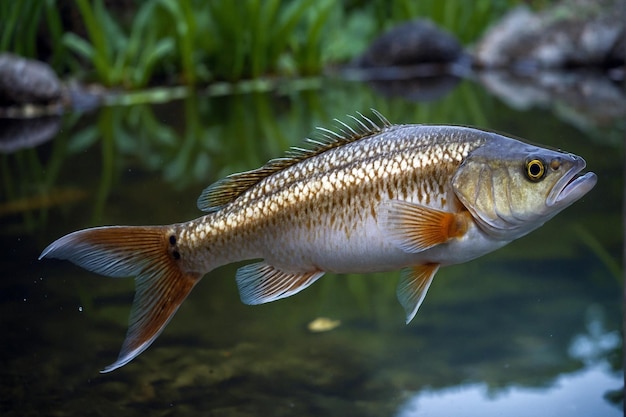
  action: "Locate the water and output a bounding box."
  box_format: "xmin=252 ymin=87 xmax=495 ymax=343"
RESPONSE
xmin=1 ymin=77 xmax=623 ymax=416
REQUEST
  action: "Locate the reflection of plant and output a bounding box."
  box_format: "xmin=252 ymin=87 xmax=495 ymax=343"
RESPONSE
xmin=0 ymin=114 xmax=83 ymax=233
xmin=62 ymin=79 xmax=499 ymax=196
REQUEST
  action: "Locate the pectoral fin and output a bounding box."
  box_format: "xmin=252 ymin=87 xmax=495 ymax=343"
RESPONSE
xmin=236 ymin=262 xmax=325 ymax=305
xmin=379 ymin=199 xmax=468 ymax=253
xmin=397 ymin=263 xmax=440 ymax=324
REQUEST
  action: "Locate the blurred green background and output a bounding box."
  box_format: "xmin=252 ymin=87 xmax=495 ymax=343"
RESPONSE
xmin=2 ymin=0 xmax=520 ymax=87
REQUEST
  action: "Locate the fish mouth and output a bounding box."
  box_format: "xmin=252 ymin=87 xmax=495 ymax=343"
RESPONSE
xmin=547 ymin=157 xmax=597 ymax=207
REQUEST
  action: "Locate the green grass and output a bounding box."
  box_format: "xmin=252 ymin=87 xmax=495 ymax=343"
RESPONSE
xmin=1 ymin=0 xmax=521 ymax=88
xmin=371 ymin=0 xmax=519 ymax=44
xmin=0 ymin=0 xmax=68 ymax=62
xmin=0 ymin=0 xmax=45 ymax=57
xmin=63 ymin=0 xmax=175 ymax=87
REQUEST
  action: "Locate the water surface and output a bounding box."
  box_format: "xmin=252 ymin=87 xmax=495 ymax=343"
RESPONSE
xmin=1 ymin=77 xmax=623 ymax=416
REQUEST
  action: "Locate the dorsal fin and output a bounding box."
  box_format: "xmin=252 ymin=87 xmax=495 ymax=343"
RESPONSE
xmin=197 ymin=109 xmax=392 ymax=212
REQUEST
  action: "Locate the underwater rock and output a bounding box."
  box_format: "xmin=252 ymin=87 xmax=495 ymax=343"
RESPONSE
xmin=353 ymin=19 xmax=464 ymax=69
xmin=0 ymin=53 xmax=62 ymax=105
xmin=474 ymin=0 xmax=625 ymax=70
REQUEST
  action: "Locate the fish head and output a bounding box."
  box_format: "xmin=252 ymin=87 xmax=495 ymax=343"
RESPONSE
xmin=452 ymin=132 xmax=597 ymax=240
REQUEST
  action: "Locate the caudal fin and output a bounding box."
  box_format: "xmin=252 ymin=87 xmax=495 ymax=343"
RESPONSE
xmin=39 ymin=226 xmax=201 ymax=372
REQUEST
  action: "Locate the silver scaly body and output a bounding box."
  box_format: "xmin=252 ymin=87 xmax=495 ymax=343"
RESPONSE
xmin=179 ymin=124 xmax=494 ymax=274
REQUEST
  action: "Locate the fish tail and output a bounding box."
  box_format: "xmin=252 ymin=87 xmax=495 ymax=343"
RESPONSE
xmin=39 ymin=225 xmax=201 ymax=372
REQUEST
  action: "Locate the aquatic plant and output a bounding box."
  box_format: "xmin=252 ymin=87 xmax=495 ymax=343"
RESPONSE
xmin=201 ymin=0 xmax=336 ymax=80
xmin=0 ymin=0 xmax=66 ymax=69
xmin=62 ymin=0 xmax=175 ymax=88
xmin=2 ymin=0 xmax=523 ymax=88
xmin=368 ymin=0 xmax=521 ymax=44
xmin=55 ymin=0 xmax=338 ymax=86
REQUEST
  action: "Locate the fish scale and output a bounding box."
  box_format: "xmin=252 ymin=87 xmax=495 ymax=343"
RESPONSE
xmin=39 ymin=111 xmax=596 ymax=372
xmin=181 ymin=126 xmax=483 ymax=275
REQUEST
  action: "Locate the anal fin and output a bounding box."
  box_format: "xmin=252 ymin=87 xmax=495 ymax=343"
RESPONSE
xmin=379 ymin=199 xmax=468 ymax=253
xmin=236 ymin=262 xmax=325 ymax=305
xmin=397 ymin=263 xmax=440 ymax=324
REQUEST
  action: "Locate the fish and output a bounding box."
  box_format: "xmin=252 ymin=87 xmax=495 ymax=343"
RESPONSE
xmin=39 ymin=110 xmax=597 ymax=372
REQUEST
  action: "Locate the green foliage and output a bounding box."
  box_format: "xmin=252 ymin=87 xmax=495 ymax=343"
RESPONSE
xmin=369 ymin=0 xmax=522 ymax=44
xmin=206 ymin=0 xmax=295 ymax=79
xmin=2 ymin=0 xmax=521 ymax=88
xmin=0 ymin=0 xmax=45 ymax=57
xmin=63 ymin=0 xmax=175 ymax=87
xmin=202 ymin=0 xmax=336 ymax=80
xmin=0 ymin=0 xmax=66 ymax=64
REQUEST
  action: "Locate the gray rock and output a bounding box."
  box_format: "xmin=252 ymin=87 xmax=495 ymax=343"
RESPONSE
xmin=354 ymin=19 xmax=463 ymax=68
xmin=473 ymin=7 xmax=541 ymax=68
xmin=474 ymin=0 xmax=626 ymax=69
xmin=0 ymin=53 xmax=62 ymax=104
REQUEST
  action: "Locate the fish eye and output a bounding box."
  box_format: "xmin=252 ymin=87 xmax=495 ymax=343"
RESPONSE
xmin=525 ymin=158 xmax=545 ymax=181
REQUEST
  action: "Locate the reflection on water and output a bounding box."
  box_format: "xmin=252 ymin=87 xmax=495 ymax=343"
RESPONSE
xmin=477 ymin=70 xmax=626 ymax=146
xmin=0 ymin=116 xmax=62 ymax=154
xmin=0 ymin=77 xmax=623 ymax=416
xmin=569 ymin=305 xmax=621 ymax=365
xmin=400 ymin=305 xmax=622 ymax=416
xmin=398 ymin=363 xmax=620 ymax=417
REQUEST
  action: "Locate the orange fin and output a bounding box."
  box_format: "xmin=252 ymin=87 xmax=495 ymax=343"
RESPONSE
xmin=397 ymin=264 xmax=440 ymax=324
xmin=39 ymin=226 xmax=200 ymax=372
xmin=236 ymin=262 xmax=325 ymax=305
xmin=379 ymin=199 xmax=468 ymax=253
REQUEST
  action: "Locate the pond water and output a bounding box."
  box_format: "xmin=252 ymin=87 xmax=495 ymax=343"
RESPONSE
xmin=1 ymin=76 xmax=623 ymax=416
